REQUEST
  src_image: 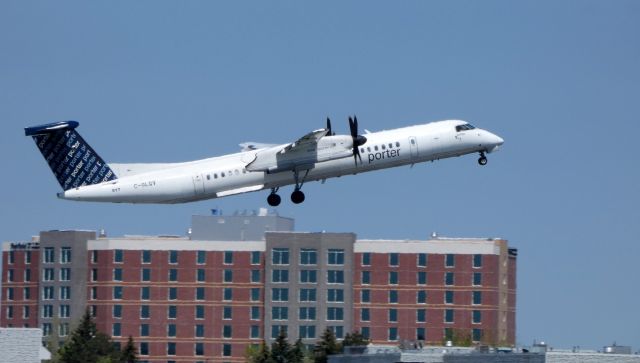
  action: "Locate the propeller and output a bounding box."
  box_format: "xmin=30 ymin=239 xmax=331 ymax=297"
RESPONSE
xmin=348 ymin=115 xmax=367 ymax=165
xmin=326 ymin=117 xmax=334 ymax=136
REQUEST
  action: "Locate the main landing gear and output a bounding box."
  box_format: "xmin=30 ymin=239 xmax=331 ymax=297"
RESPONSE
xmin=478 ymin=151 xmax=488 ymax=166
xmin=266 ymin=169 xmax=310 ymax=206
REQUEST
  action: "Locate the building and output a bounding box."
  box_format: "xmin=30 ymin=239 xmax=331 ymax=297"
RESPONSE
xmin=1 ymin=216 xmax=517 ymax=363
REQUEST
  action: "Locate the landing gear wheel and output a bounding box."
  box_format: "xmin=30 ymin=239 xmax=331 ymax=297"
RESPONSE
xmin=291 ymin=190 xmax=305 ymax=204
xmin=267 ymin=193 xmax=281 ymax=207
xmin=478 ymin=156 xmax=488 ymax=165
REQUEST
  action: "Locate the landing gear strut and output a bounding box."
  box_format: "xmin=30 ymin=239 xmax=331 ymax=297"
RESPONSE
xmin=478 ymin=152 xmax=488 ymax=166
xmin=290 ymin=169 xmax=309 ymax=204
xmin=267 ymin=188 xmax=281 ymax=207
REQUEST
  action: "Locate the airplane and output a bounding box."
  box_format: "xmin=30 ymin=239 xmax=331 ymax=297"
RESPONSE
xmin=25 ymin=117 xmax=504 ymax=206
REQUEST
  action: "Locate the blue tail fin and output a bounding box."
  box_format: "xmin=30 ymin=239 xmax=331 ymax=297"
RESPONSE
xmin=25 ymin=121 xmax=117 ymax=190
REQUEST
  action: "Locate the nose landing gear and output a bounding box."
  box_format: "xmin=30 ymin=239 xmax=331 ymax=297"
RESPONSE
xmin=478 ymin=152 xmax=488 ymax=166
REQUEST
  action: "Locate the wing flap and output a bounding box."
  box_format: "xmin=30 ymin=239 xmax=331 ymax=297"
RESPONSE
xmin=216 ymin=184 xmax=264 ymax=197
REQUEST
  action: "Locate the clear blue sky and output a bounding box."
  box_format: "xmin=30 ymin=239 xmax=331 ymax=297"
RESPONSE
xmin=1 ymin=0 xmax=639 ymax=350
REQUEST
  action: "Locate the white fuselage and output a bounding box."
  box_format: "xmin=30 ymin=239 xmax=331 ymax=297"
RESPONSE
xmin=58 ymin=120 xmax=503 ymax=203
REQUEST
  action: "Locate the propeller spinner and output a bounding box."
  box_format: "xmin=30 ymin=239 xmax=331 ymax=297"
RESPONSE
xmin=348 ymin=116 xmax=367 ymax=165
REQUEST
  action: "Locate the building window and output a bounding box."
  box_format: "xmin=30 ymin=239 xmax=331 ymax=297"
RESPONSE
xmin=251 ymin=288 xmax=260 ymax=302
xmin=473 ymin=272 xmax=482 ymax=286
xmin=299 ymin=325 xmax=316 ymax=339
xmin=5 ymin=306 xmax=13 ymax=319
xmin=59 ymin=323 xmax=70 ymax=337
xmin=21 ymin=287 xmax=30 ymax=300
xmin=329 ymin=326 xmax=344 ymax=339
xmin=222 ymin=343 xmax=232 ymax=357
xmin=42 ymin=305 xmax=53 ymax=318
xmin=90 ymin=287 xmax=97 ymax=300
xmin=327 ymin=249 xmax=344 ymax=265
xmin=473 ymin=254 xmax=483 ymax=268
xmin=417 ymin=309 xmax=426 ymax=323
xmin=140 ymin=268 xmax=150 ymax=282
xmin=91 ymin=250 xmax=98 ymax=264
xmin=8 ymin=250 xmax=15 ymax=264
xmin=251 ymin=270 xmax=261 ymax=283
xmin=272 ymin=306 xmax=288 ymax=321
xmin=197 ymin=269 xmax=205 ymax=282
xmin=223 ymin=306 xmax=232 ymax=320
xmin=169 ymin=250 xmax=178 ymax=264
xmin=195 ymin=305 xmax=204 ymax=319
xmin=168 ymin=287 xmax=177 ymax=300
xmin=271 ymin=325 xmax=287 ymax=339
xmin=90 ymin=268 xmax=98 ymax=282
xmin=445 ymin=291 xmax=454 ymax=304
xmin=327 ymin=307 xmax=344 ymax=321
xmin=413 ymin=271 xmax=426 ymax=286
xmin=167 ymin=342 xmax=176 ymax=356
xmin=142 ymin=250 xmax=151 ymax=264
xmin=388 ymin=308 xmax=397 ymax=322
xmin=327 ymin=270 xmax=344 ymax=284
xmin=196 ymin=287 xmax=205 ymax=300
xmin=272 ymin=269 xmax=289 ymax=283
xmin=473 ymin=291 xmax=482 ymax=305
xmin=445 ymin=272 xmax=454 ymax=286
xmin=44 ymin=247 xmax=54 ymax=263
xmin=361 ymin=327 xmax=370 ymax=339
xmin=141 ymin=286 xmax=150 ymax=300
xmin=418 ymin=253 xmax=427 ymax=267
xmin=112 ymin=323 xmax=121 ymax=337
xmin=195 ymin=324 xmax=204 ymax=338
xmin=42 ymin=323 xmax=52 ymax=336
xmin=113 ymin=268 xmax=123 ymax=282
xmin=272 ymin=248 xmax=289 ymax=265
xmin=139 ymin=342 xmax=149 ymax=355
xmin=168 ymin=305 xmax=177 ymax=319
xmin=300 ymin=248 xmax=317 ymax=265
xmin=473 ymin=329 xmax=483 ymax=342
xmin=361 ymin=271 xmax=370 ymax=285
xmin=23 ymin=305 xmax=30 ymax=319
xmin=113 ymin=286 xmax=123 ymax=300
xmin=251 ymin=325 xmax=260 ymax=339
xmin=272 ymin=288 xmax=288 ymax=302
xmin=167 ymin=324 xmax=176 ymax=337
xmin=7 ymin=269 xmax=14 ymax=282
xmin=361 ymin=252 xmax=371 ymax=266
xmin=299 ymin=307 xmax=316 ymax=321
xmin=60 ymin=268 xmax=70 ymax=281
xmin=60 ymin=247 xmax=72 ymax=264
xmin=60 ymin=286 xmax=71 ymax=300
xmin=169 ymin=269 xmax=178 ymax=282
xmin=222 ymin=288 xmax=232 ymax=301
xmin=361 ymin=308 xmax=370 ymax=322
xmin=389 ymin=253 xmax=399 ymax=267
xmin=42 ymin=286 xmax=53 ymax=300
xmin=328 ymin=289 xmax=344 ymax=303
xmin=299 ymin=288 xmax=316 ymax=302
xmin=444 ymin=309 xmax=454 ymax=323
xmin=224 ymin=251 xmax=233 ymax=265
xmin=445 ymin=254 xmax=455 ymax=268
xmin=389 ymin=290 xmax=398 ymax=303
xmin=114 ymin=249 xmax=123 ymax=263
xmin=417 ymin=327 xmax=426 ymax=341
xmin=43 ymin=268 xmax=54 ymax=281
xmin=361 ymin=289 xmax=371 ymax=303
xmin=389 ymin=271 xmax=398 ymax=285
xmin=112 ymin=305 xmax=122 ymax=318
xmin=220 ymin=269 xmax=232 ymax=283
xmin=472 ymin=310 xmax=482 ymax=324
xmin=24 ymin=269 xmax=31 ymax=282
xmin=140 ymin=305 xmax=150 ymax=319
xmin=197 ymin=250 xmax=206 ymax=265
xmin=251 ymin=251 xmax=261 ymax=265
xmin=195 ymin=342 xmax=204 ymax=356
xmin=388 ymin=327 xmax=398 ymax=341
xmin=251 ymin=306 xmax=260 ymax=320
xmin=300 ymin=270 xmax=317 ymax=283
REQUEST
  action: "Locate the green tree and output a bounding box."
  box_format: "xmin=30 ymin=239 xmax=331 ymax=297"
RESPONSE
xmin=246 ymin=340 xmax=274 ymax=363
xmin=342 ymin=332 xmax=369 ymax=348
xmin=314 ymin=329 xmax=341 ymax=363
xmin=120 ymin=336 xmax=138 ymax=363
xmin=287 ymin=339 xmax=306 ymax=363
xmin=271 ymin=328 xmax=291 ymax=363
xmin=57 ymin=310 xmax=120 ymax=363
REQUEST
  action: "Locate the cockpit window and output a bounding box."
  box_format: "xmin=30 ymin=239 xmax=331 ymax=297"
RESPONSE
xmin=455 ymin=123 xmax=476 ymax=132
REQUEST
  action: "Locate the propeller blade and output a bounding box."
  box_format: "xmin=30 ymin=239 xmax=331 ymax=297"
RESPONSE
xmin=326 ymin=117 xmax=333 ymax=136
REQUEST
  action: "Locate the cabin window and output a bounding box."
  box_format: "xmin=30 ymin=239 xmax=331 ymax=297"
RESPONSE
xmin=395 ymin=142 xmax=400 ymax=147
xmin=242 ymin=169 xmax=247 ymax=174
xmin=381 ymin=144 xmax=386 ymax=150
xmin=411 ymin=139 xmax=416 ymax=145
xmin=360 ymin=148 xmax=365 ymax=153
xmin=221 ymin=172 xmax=225 ymax=177
xmin=214 ymin=173 xmax=218 ymax=179
xmin=235 ymin=170 xmax=239 ymax=175
xmin=367 ymin=147 xmax=371 ymax=152
xmin=374 ymin=146 xmax=378 ymax=151
xmin=206 ymin=175 xmax=210 ymax=180
xmin=455 ymin=123 xmax=476 ymax=132
xmin=389 ymin=143 xmax=393 ymax=148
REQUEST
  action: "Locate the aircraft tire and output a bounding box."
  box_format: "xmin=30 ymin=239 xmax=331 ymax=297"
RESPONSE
xmin=267 ymin=194 xmax=281 ymax=206
xmin=478 ymin=156 xmax=488 ymax=165
xmin=291 ymin=190 xmax=305 ymax=204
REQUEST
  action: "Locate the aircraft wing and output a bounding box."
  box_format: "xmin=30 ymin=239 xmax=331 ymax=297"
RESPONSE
xmin=281 ymin=128 xmax=329 ymax=153
xmin=239 ymin=142 xmax=279 ymax=152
